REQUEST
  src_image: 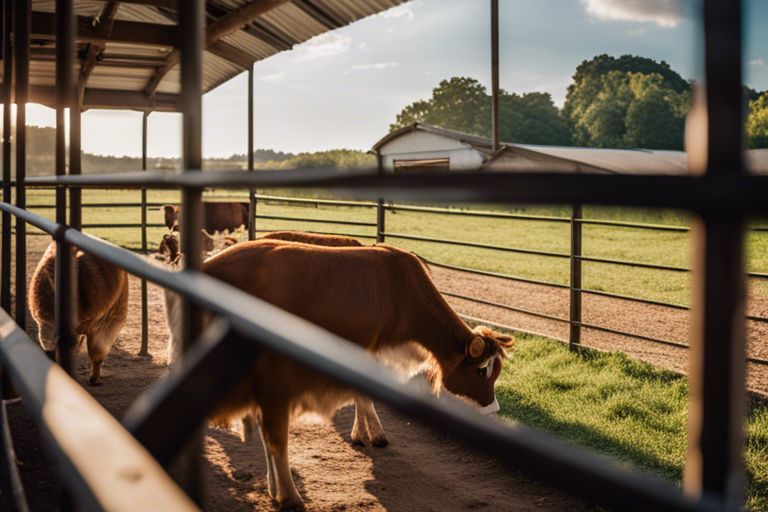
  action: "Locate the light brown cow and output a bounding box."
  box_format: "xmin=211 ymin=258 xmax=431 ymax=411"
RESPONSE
xmin=163 ymin=202 xmax=249 ymax=234
xmin=164 ymin=240 xmax=513 ymax=510
xmin=259 ymin=230 xmax=363 ymax=247
xmin=29 ymin=242 xmax=129 ymax=386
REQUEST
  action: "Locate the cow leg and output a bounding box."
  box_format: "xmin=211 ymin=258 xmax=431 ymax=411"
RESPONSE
xmin=37 ymin=321 xmax=55 ymax=356
xmin=260 ymin=406 xmax=304 ymax=511
xmin=351 ymin=398 xmax=388 ymax=447
xmin=256 ymin=418 xmax=276 ymax=499
xmin=242 ymin=413 xmax=255 ymax=444
xmin=86 ymin=320 xmax=121 ymax=386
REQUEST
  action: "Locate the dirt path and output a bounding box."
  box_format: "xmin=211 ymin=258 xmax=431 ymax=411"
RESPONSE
xmin=6 ymin=235 xmax=588 ymax=512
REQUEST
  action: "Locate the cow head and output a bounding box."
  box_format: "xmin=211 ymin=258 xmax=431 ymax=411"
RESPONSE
xmin=443 ymin=326 xmax=514 ymax=414
xmin=162 ymin=205 xmax=180 ymax=230
xmin=158 ymin=227 xmax=214 ymax=261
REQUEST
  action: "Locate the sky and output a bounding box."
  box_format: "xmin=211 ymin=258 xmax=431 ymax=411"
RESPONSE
xmin=20 ymin=0 xmax=768 ymax=158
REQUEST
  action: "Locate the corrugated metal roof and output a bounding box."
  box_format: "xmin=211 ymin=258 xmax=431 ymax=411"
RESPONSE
xmin=16 ymin=0 xmax=407 ymax=111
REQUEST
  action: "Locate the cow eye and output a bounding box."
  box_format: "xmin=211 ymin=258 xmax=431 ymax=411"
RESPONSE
xmin=477 ymin=366 xmax=488 ymax=377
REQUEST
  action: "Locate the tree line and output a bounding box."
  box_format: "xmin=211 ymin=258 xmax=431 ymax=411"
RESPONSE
xmin=392 ymin=54 xmax=768 ymax=150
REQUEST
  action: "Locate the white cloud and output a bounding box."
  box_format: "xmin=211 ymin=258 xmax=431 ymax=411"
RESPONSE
xmin=350 ymin=62 xmax=399 ymax=71
xmin=748 ymin=58 xmax=766 ymax=67
xmin=298 ymin=33 xmax=352 ymax=60
xmin=581 ymin=0 xmax=688 ymax=28
xmin=379 ymin=5 xmax=416 ymax=21
xmin=259 ymin=72 xmax=286 ymax=84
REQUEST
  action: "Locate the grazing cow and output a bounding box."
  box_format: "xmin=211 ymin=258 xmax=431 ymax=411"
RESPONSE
xmin=164 ymin=240 xmax=513 ymax=510
xmin=162 ymin=202 xmax=249 ymax=234
xmin=29 ymin=242 xmax=129 ymax=386
xmin=157 ymin=226 xmax=215 ymax=262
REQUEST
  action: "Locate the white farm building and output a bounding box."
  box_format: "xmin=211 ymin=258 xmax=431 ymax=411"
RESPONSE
xmin=371 ymin=123 xmax=768 ymax=175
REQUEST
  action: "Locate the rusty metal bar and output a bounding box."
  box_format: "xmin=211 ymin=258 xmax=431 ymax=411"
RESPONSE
xmin=569 ymin=204 xmax=582 ymax=350
xmin=140 ymin=111 xmax=149 ymax=356
xmin=54 ymin=0 xmax=77 ymax=376
xmin=247 ymin=66 xmax=255 ymax=240
xmin=490 ymin=0 xmax=500 ymax=151
xmin=13 ymin=0 xmax=30 ymax=330
xmin=684 ymin=0 xmax=746 ymax=507
xmin=1 ymin=0 xmax=12 ymax=313
xmin=178 ymin=0 xmax=205 ymax=504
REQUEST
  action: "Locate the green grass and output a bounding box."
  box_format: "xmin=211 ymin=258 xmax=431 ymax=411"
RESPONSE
xmin=496 ymin=335 xmax=768 ymax=510
xmin=22 ymin=188 xmax=768 ymax=306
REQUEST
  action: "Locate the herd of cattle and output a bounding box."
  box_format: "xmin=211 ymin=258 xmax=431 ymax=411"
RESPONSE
xmin=27 ymin=201 xmax=514 ymax=511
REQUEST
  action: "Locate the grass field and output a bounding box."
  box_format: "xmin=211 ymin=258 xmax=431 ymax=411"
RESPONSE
xmin=23 ymin=187 xmax=768 ymax=307
xmin=496 ymin=334 xmax=768 ymax=510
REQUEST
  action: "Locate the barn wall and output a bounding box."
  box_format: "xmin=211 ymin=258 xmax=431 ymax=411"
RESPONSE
xmin=378 ymin=131 xmax=485 ymax=171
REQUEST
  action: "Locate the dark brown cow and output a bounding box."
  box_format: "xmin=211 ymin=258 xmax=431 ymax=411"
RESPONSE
xmin=163 ymin=201 xmax=249 ymax=234
xmin=29 ymin=242 xmax=129 ymax=385
xmin=164 ymin=240 xmax=513 ymax=510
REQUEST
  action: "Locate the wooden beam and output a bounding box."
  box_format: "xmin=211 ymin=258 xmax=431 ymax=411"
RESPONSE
xmin=77 ymin=1 xmax=120 ymax=104
xmin=31 ymin=11 xmax=175 ymax=47
xmin=30 ymin=85 xmax=180 ymax=111
xmin=144 ymin=0 xmax=290 ymax=97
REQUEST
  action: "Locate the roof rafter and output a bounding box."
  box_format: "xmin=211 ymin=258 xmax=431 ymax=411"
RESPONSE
xmin=94 ymin=0 xmax=177 ymax=7
xmin=144 ymin=0 xmax=290 ymax=97
xmin=77 ymin=1 xmax=121 ymax=103
xmin=31 ymin=11 xmax=175 ymax=47
xmin=292 ymin=0 xmax=343 ymax=30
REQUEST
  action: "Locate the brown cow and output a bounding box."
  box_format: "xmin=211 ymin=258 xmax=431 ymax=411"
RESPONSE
xmin=164 ymin=240 xmax=513 ymax=510
xmin=29 ymin=242 xmax=129 ymax=386
xmin=163 ymin=202 xmax=249 ymax=234
xmin=157 ymin=226 xmax=215 ymax=262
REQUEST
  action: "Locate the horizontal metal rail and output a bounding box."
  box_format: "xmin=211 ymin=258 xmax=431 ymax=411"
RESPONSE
xmin=254 ymin=228 xmax=377 ymax=240
xmin=383 ymin=232 xmax=570 ymax=259
xmin=441 ymin=290 xmax=569 ymax=324
xmin=21 ymin=170 xmax=768 ymax=216
xmin=578 ymin=255 xmax=689 ymax=273
xmin=26 ymin=202 xmax=172 ymax=209
xmin=576 ymin=218 xmax=690 ymax=232
xmin=422 ymin=257 xmax=570 ymax=289
xmin=254 ymin=193 xmax=377 ymax=208
xmin=256 ymin=214 xmax=376 ymax=227
xmin=385 ymin=203 xmax=572 ymax=222
xmin=0 ymin=200 xmax=726 ymax=512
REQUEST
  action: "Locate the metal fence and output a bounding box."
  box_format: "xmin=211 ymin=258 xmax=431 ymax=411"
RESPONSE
xmin=0 ymin=0 xmax=760 ymax=511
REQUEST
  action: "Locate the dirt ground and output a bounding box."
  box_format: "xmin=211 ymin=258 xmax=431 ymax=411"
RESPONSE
xmin=6 ymin=235 xmax=590 ymax=512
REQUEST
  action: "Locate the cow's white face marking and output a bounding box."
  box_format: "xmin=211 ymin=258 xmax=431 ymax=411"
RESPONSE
xmin=477 ymin=396 xmax=500 ymax=415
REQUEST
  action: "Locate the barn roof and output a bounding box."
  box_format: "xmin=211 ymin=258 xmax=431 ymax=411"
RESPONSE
xmin=6 ymin=0 xmax=406 ymax=111
xmin=374 ymin=123 xmax=768 ymax=175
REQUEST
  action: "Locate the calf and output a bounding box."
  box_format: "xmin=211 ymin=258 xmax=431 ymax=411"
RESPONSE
xmin=29 ymin=242 xmax=129 ymax=385
xmin=164 ymin=240 xmax=513 ymax=510
xmin=163 ymin=201 xmax=249 ymax=234
xmin=158 ymin=226 xmax=215 ymax=262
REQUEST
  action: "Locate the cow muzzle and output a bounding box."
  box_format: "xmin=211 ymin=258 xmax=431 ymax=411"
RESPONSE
xmin=477 ymin=395 xmax=500 ymax=415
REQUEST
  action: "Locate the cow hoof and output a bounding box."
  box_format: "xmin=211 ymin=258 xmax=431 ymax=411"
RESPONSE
xmin=88 ymin=376 xmax=103 ymax=386
xmin=350 ymin=436 xmax=366 ymax=447
xmin=371 ymin=436 xmax=389 ymax=448
xmin=277 ymin=498 xmax=305 ymax=511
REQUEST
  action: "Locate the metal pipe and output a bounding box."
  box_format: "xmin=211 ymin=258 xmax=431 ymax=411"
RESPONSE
xmin=68 ymin=90 xmax=81 ymax=231
xmin=54 ymin=0 xmax=76 ymax=376
xmin=13 ymin=0 xmax=30 ymax=330
xmin=569 ymin=204 xmax=582 ymax=350
xmin=1 ymin=0 xmax=13 ymax=313
xmin=684 ymin=0 xmax=746 ymax=507
xmin=139 ymin=111 xmax=149 ymax=356
xmin=178 ymin=0 xmax=205 ymax=504
xmin=247 ymin=66 xmax=255 ymax=240
xmin=490 ymin=0 xmax=500 ymax=151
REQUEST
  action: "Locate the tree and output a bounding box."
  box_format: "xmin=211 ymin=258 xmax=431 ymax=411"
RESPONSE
xmin=391 ymin=77 xmax=571 ymax=145
xmin=564 ymin=55 xmax=690 ymax=149
xmin=747 ymin=92 xmax=768 ymax=149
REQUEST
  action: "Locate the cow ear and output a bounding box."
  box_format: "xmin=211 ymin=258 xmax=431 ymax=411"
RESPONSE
xmin=467 ymin=336 xmax=485 ymax=359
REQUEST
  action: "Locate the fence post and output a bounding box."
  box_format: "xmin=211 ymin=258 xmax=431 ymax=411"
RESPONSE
xmin=14 ymin=0 xmax=30 ymax=330
xmin=376 ymin=152 xmax=385 ymax=243
xmin=139 ymin=111 xmax=149 ymax=356
xmin=1 ymin=0 xmax=12 ymax=314
xmin=569 ymin=204 xmax=582 ymax=350
xmin=247 ymin=66 xmax=256 ymax=241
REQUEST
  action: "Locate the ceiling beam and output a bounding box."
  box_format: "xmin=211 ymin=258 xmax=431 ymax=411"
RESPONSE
xmin=208 ymin=41 xmax=256 ymax=69
xmin=77 ymin=1 xmax=121 ymax=103
xmin=144 ymin=0 xmax=290 ymax=97
xmin=94 ymin=0 xmax=177 ymax=7
xmin=30 ymin=84 xmax=180 ymax=111
xmin=31 ymin=11 xmax=175 ymax=47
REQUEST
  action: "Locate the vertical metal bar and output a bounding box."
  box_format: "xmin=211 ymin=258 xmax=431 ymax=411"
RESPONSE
xmin=13 ymin=0 xmax=30 ymax=330
xmin=139 ymin=111 xmax=149 ymax=356
xmin=375 ymin=152 xmax=385 ymax=243
xmin=179 ymin=0 xmax=205 ymax=505
xmin=247 ymin=66 xmax=255 ymax=240
xmin=1 ymin=0 xmax=12 ymax=313
xmin=569 ymin=204 xmax=582 ymax=350
xmin=490 ymin=0 xmax=500 ymax=151
xmin=68 ymin=93 xmax=81 ymax=232
xmin=54 ymin=0 xmax=77 ymax=376
xmin=684 ymin=0 xmax=746 ymax=508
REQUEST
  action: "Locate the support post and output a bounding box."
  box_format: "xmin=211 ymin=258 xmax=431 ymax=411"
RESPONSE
xmin=13 ymin=0 xmax=30 ymax=330
xmin=1 ymin=0 xmax=12 ymax=313
xmin=247 ymin=66 xmax=255 ymax=240
xmin=54 ymin=0 xmax=77 ymax=375
xmin=490 ymin=0 xmax=500 ymax=151
xmin=684 ymin=0 xmax=746 ymax=508
xmin=375 ymin=152 xmax=385 ymax=243
xmin=69 ymin=89 xmax=82 ymax=231
xmin=178 ymin=0 xmax=205 ymax=505
xmin=139 ymin=110 xmax=149 ymax=356
xmin=569 ymin=204 xmax=582 ymax=350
